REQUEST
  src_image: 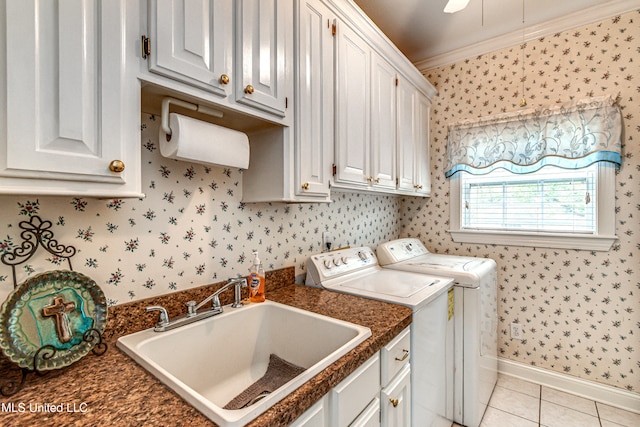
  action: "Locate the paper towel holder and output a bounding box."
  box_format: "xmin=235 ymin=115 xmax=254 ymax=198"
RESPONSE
xmin=161 ymin=97 xmax=224 ymax=140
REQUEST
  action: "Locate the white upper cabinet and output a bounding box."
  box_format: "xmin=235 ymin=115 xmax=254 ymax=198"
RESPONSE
xmin=148 ymin=0 xmax=233 ymax=98
xmin=334 ymin=21 xmax=370 ymax=188
xmin=397 ymin=74 xmax=431 ymax=196
xmin=331 ymin=1 xmax=435 ymax=197
xmin=370 ymin=52 xmax=397 ymax=190
xmin=414 ymin=92 xmax=431 ymax=196
xmin=144 ymin=0 xmax=292 ymax=122
xmin=396 ymin=75 xmax=417 ymax=192
xmin=294 ymin=0 xmax=335 ymax=200
xmin=236 ymin=0 xmax=290 ymax=117
xmin=0 ymin=0 xmax=141 ymax=197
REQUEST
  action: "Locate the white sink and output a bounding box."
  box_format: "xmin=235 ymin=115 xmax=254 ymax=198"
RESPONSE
xmin=117 ymin=300 xmax=371 ymax=427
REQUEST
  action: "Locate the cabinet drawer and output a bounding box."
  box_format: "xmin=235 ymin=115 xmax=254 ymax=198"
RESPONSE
xmin=380 ymin=326 xmax=411 ymax=385
xmin=330 ymin=353 xmax=381 ymax=427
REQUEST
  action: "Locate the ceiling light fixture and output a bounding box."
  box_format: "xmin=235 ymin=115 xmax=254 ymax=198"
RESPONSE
xmin=443 ymin=0 xmax=470 ymax=14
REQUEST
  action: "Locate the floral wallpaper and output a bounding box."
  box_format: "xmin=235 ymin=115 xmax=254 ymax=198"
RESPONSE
xmin=406 ymin=10 xmax=640 ymax=393
xmin=0 ymin=113 xmax=401 ymax=306
xmin=0 ymin=8 xmax=637 ymax=400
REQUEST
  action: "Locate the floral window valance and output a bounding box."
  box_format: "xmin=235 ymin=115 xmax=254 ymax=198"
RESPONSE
xmin=444 ymin=95 xmax=622 ymax=177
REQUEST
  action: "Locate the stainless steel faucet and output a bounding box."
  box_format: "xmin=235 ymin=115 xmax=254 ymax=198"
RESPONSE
xmin=146 ymin=277 xmax=248 ymax=332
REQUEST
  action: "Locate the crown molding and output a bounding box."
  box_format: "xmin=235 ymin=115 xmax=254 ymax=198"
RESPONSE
xmin=415 ymin=0 xmax=639 ymax=72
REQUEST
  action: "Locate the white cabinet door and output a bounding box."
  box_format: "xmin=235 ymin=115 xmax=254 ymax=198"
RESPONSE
xmin=334 ymin=21 xmax=370 ymax=187
xmin=148 ymin=0 xmax=233 ymax=97
xmin=0 ymin=0 xmax=141 ymax=197
xmin=396 ymin=75 xmax=431 ymax=196
xmin=414 ymin=92 xmax=431 ymax=196
xmin=370 ymin=52 xmax=396 ymax=190
xmin=291 ymin=396 xmax=328 ymax=427
xmin=351 ymin=397 xmax=381 ymax=427
xmin=381 ymin=364 xmax=411 ymax=427
xmin=295 ymin=0 xmax=334 ymax=199
xmin=396 ymin=75 xmax=417 ymax=192
xmin=330 ymin=353 xmax=380 ymax=427
xmin=236 ymin=0 xmax=290 ymax=117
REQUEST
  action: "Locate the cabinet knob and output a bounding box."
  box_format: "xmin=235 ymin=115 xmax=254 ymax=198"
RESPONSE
xmin=301 ymin=182 xmax=310 ymax=190
xmin=374 ymin=178 xmax=380 ymax=184
xmin=219 ymin=74 xmax=230 ymax=85
xmin=109 ymin=160 xmax=125 ymax=173
xmin=244 ymin=84 xmax=255 ymax=94
xmin=414 ymin=184 xmax=424 ymax=190
xmin=389 ymin=398 xmax=399 ymax=408
xmin=366 ymin=176 xmax=373 ymax=182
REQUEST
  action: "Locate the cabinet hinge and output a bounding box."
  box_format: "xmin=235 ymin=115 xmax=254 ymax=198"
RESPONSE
xmin=141 ymin=35 xmax=151 ymax=59
xmin=395 ymin=77 xmax=399 ymax=86
xmin=332 ymin=23 xmax=337 ymax=36
xmin=286 ymin=97 xmax=288 ymax=109
xmin=332 ymin=164 xmax=337 ymax=176
xmin=396 ymin=177 xmax=399 ymax=185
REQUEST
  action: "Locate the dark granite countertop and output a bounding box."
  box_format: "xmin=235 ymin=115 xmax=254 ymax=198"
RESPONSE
xmin=0 ymin=267 xmax=412 ymax=426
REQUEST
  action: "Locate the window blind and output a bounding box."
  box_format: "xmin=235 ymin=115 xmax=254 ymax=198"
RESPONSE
xmin=461 ymin=165 xmax=596 ymax=234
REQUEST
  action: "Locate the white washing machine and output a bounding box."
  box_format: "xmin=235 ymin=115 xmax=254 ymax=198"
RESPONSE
xmin=377 ymin=238 xmax=498 ymax=427
xmin=305 ymin=247 xmax=455 ymax=427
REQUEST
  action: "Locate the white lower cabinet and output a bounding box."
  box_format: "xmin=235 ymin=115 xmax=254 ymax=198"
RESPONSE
xmin=330 ymin=353 xmax=381 ymax=427
xmin=291 ymin=396 xmax=328 ymax=427
xmin=352 ymin=397 xmax=381 ymax=427
xmin=381 ymin=364 xmax=411 ymax=427
xmin=294 ymin=327 xmax=412 ymax=427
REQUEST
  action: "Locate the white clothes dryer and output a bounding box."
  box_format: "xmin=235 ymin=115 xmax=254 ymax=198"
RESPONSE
xmin=305 ymin=247 xmax=455 ymax=427
xmin=377 ymin=238 xmax=498 ymax=427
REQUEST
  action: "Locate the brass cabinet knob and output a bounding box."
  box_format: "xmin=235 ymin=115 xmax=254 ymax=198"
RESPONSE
xmin=219 ymin=74 xmax=230 ymax=85
xmin=414 ymin=184 xmax=424 ymax=190
xmin=366 ymin=176 xmax=373 ymax=182
xmin=109 ymin=160 xmax=125 ymax=173
xmin=301 ymin=182 xmax=310 ymax=190
xmin=244 ymin=84 xmax=254 ymax=94
xmin=374 ymin=178 xmax=380 ymax=184
xmin=389 ymin=398 xmax=399 ymax=408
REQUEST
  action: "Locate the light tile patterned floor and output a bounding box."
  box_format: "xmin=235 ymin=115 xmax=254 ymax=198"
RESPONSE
xmin=454 ymin=374 xmax=640 ymax=427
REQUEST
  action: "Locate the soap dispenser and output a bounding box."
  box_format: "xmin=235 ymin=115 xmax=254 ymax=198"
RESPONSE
xmin=249 ymin=251 xmax=265 ymax=303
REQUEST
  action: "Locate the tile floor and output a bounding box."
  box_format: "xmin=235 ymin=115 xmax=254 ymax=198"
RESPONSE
xmin=454 ymin=374 xmax=640 ymax=427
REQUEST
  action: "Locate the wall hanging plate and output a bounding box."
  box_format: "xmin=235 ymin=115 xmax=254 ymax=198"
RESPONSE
xmin=0 ymin=270 xmax=107 ymax=371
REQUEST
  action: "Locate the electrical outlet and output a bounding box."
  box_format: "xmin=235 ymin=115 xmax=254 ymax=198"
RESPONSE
xmin=322 ymin=231 xmax=333 ymax=252
xmin=510 ymin=322 xmax=523 ymax=340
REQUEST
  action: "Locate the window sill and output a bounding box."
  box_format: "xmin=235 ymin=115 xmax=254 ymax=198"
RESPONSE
xmin=449 ymin=229 xmax=617 ymax=252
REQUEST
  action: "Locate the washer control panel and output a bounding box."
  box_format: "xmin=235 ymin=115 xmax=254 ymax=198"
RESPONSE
xmin=377 ymin=238 xmax=429 ymax=265
xmin=305 ymin=247 xmax=378 ymax=286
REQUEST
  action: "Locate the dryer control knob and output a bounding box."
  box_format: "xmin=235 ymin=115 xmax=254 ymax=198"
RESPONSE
xmin=323 ymin=260 xmax=332 ymax=269
xmin=341 ymin=257 xmax=348 ymax=265
xmin=358 ymin=251 xmax=368 ymax=261
xmin=333 ymin=258 xmax=341 ymax=266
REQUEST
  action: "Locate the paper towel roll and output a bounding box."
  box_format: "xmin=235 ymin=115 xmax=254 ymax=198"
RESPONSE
xmin=159 ymin=113 xmax=250 ymax=169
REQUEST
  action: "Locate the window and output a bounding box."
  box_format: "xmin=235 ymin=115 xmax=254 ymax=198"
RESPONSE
xmin=449 ymin=163 xmax=617 ymax=251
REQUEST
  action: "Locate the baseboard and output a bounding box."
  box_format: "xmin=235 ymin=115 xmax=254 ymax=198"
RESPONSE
xmin=498 ymin=358 xmax=640 ymax=414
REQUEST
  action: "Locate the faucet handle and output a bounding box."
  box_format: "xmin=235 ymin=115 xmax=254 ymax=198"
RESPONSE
xmin=186 ymin=300 xmax=197 ymax=317
xmin=212 ymin=295 xmax=222 ymax=311
xmin=146 ymin=306 xmax=169 ymax=328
